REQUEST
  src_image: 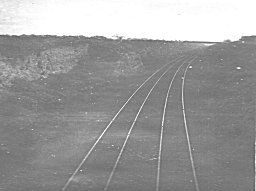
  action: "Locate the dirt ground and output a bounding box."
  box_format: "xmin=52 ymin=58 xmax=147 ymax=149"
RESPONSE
xmin=0 ymin=38 xmax=255 ymax=191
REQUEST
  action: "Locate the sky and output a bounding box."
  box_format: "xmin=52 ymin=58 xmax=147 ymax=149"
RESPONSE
xmin=0 ymin=0 xmax=256 ymax=41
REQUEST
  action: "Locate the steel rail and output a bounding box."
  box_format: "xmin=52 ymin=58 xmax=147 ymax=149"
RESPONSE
xmin=61 ymin=55 xmax=187 ymax=191
xmin=103 ymin=56 xmax=194 ymax=191
xmin=156 ymin=56 xmax=197 ymax=191
xmin=181 ymin=59 xmax=200 ymax=191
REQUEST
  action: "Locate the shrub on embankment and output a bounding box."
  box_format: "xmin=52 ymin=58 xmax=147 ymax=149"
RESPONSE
xmin=0 ymin=35 xmax=202 ymax=88
xmin=0 ymin=45 xmax=88 ymax=87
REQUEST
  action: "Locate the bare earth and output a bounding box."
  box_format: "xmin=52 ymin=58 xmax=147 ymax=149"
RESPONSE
xmin=0 ymin=37 xmax=255 ymax=191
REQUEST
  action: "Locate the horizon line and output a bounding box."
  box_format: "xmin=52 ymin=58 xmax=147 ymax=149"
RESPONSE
xmin=0 ymin=34 xmax=224 ymax=43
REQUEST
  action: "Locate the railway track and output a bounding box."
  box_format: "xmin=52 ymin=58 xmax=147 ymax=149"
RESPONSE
xmin=61 ymin=55 xmax=199 ymax=191
xmin=156 ymin=56 xmax=198 ymax=191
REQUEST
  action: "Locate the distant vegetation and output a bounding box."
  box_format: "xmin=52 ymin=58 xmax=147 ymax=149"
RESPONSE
xmin=0 ymin=35 xmax=206 ymax=88
xmin=239 ymin=35 xmax=256 ymax=43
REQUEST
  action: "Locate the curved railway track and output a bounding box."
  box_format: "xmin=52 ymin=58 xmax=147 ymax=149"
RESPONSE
xmin=61 ymin=55 xmax=199 ymax=191
xmin=156 ymin=56 xmax=197 ymax=191
xmin=181 ymin=61 xmax=200 ymax=191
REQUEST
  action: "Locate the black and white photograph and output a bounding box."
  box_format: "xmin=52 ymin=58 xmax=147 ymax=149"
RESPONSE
xmin=0 ymin=0 xmax=255 ymax=190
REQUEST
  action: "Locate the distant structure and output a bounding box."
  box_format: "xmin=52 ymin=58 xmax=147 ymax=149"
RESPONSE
xmin=239 ymin=35 xmax=256 ymax=43
xmin=183 ymin=40 xmax=219 ymax=46
xmin=183 ymin=40 xmax=219 ymax=44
